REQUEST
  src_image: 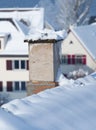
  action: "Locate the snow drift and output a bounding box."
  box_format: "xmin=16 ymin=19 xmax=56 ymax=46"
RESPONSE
xmin=0 ymin=73 xmax=96 ymax=130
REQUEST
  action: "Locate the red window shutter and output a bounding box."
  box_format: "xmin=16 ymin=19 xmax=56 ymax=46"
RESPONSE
xmin=68 ymin=55 xmax=71 ymax=64
xmin=72 ymin=55 xmax=75 ymax=64
xmin=26 ymin=60 xmax=29 ymax=70
xmin=7 ymin=82 xmax=13 ymax=91
xmin=0 ymin=81 xmax=3 ymax=91
xmin=6 ymin=60 xmax=12 ymax=70
xmin=82 ymin=55 xmax=86 ymax=64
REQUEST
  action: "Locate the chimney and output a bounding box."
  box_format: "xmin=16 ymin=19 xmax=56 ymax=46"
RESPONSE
xmin=25 ymin=36 xmax=61 ymax=95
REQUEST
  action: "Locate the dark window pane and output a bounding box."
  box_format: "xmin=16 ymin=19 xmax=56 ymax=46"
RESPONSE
xmin=7 ymin=82 xmax=13 ymax=91
xmin=26 ymin=60 xmax=29 ymax=70
xmin=14 ymin=82 xmax=19 ymax=91
xmin=76 ymin=56 xmax=81 ymax=64
xmin=6 ymin=60 xmax=12 ymax=70
xmin=68 ymin=55 xmax=71 ymax=64
xmin=14 ymin=60 xmax=19 ymax=69
xmin=21 ymin=60 xmax=25 ymax=69
xmin=0 ymin=41 xmax=1 ymax=49
xmin=21 ymin=82 xmax=26 ymax=90
xmin=72 ymin=55 xmax=75 ymax=64
xmin=61 ymin=55 xmax=67 ymax=64
xmin=0 ymin=81 xmax=3 ymax=91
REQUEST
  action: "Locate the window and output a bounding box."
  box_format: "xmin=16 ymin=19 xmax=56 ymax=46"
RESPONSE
xmin=69 ymin=41 xmax=73 ymax=44
xmin=21 ymin=82 xmax=26 ymax=90
xmin=75 ymin=56 xmax=82 ymax=64
xmin=14 ymin=82 xmax=19 ymax=91
xmin=0 ymin=81 xmax=3 ymax=91
xmin=6 ymin=60 xmax=29 ymax=70
xmin=61 ymin=55 xmax=68 ymax=64
xmin=21 ymin=60 xmax=25 ymax=69
xmin=6 ymin=60 xmax=12 ymax=70
xmin=72 ymin=55 xmax=75 ymax=64
xmin=7 ymin=81 xmax=26 ymax=92
xmin=7 ymin=82 xmax=13 ymax=91
xmin=14 ymin=60 xmax=19 ymax=69
xmin=82 ymin=55 xmax=86 ymax=64
xmin=61 ymin=55 xmax=86 ymax=65
xmin=27 ymin=60 xmax=29 ymax=70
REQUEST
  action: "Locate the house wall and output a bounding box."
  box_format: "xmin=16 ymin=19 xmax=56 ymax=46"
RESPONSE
xmin=61 ymin=32 xmax=96 ymax=74
xmin=29 ymin=43 xmax=54 ymax=81
xmin=0 ymin=56 xmax=29 ymax=100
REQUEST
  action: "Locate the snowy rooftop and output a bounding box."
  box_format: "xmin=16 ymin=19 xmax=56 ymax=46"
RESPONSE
xmin=0 ymin=73 xmax=96 ymax=130
xmin=25 ymin=29 xmax=66 ymax=42
xmin=71 ymin=24 xmax=96 ymax=60
xmin=0 ymin=8 xmax=44 ymax=55
xmin=0 ymin=8 xmax=66 ymax=54
xmin=0 ymin=19 xmax=29 ymax=55
xmin=0 ymin=8 xmax=44 ymax=30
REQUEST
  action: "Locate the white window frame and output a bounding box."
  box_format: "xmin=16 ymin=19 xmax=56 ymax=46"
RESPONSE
xmin=61 ymin=54 xmax=86 ymax=65
xmin=13 ymin=81 xmax=26 ymax=91
xmin=12 ymin=60 xmax=27 ymax=70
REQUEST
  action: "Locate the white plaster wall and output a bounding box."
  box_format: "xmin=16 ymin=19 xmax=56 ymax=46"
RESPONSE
xmin=61 ymin=32 xmax=96 ymax=74
xmin=0 ymin=57 xmax=29 ymax=99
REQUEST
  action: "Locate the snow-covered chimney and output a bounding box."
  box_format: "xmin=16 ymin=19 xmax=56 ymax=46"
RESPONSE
xmin=24 ymin=36 xmax=60 ymax=95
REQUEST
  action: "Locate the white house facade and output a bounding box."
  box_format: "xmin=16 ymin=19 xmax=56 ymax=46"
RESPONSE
xmin=61 ymin=24 xmax=96 ymax=77
xmin=0 ymin=8 xmax=44 ymax=100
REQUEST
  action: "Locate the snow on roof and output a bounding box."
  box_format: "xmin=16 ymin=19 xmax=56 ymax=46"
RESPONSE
xmin=71 ymin=24 xmax=96 ymax=60
xmin=0 ymin=32 xmax=9 ymax=37
xmin=25 ymin=29 xmax=66 ymax=41
xmin=0 ymin=8 xmax=44 ymax=30
xmin=1 ymin=74 xmax=96 ymax=130
xmin=13 ymin=19 xmax=29 ymax=35
xmin=0 ymin=8 xmax=45 ymax=55
xmin=0 ymin=19 xmax=28 ymax=55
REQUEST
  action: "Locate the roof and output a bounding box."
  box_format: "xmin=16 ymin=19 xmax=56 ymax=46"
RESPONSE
xmin=1 ymin=73 xmax=96 ymax=130
xmin=71 ymin=24 xmax=96 ymax=60
xmin=0 ymin=19 xmax=29 ymax=55
xmin=25 ymin=29 xmax=66 ymax=42
xmin=0 ymin=8 xmax=44 ymax=30
xmin=0 ymin=32 xmax=9 ymax=37
xmin=0 ymin=8 xmax=44 ymax=56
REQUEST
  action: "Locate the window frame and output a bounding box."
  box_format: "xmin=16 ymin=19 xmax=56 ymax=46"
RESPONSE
xmin=21 ymin=81 xmax=26 ymax=91
xmin=14 ymin=60 xmax=19 ymax=69
xmin=14 ymin=81 xmax=20 ymax=91
xmin=21 ymin=60 xmax=26 ymax=69
xmin=7 ymin=81 xmax=13 ymax=92
xmin=61 ymin=54 xmax=86 ymax=65
xmin=7 ymin=81 xmax=26 ymax=92
xmin=6 ymin=60 xmax=29 ymax=70
xmin=6 ymin=60 xmax=12 ymax=70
